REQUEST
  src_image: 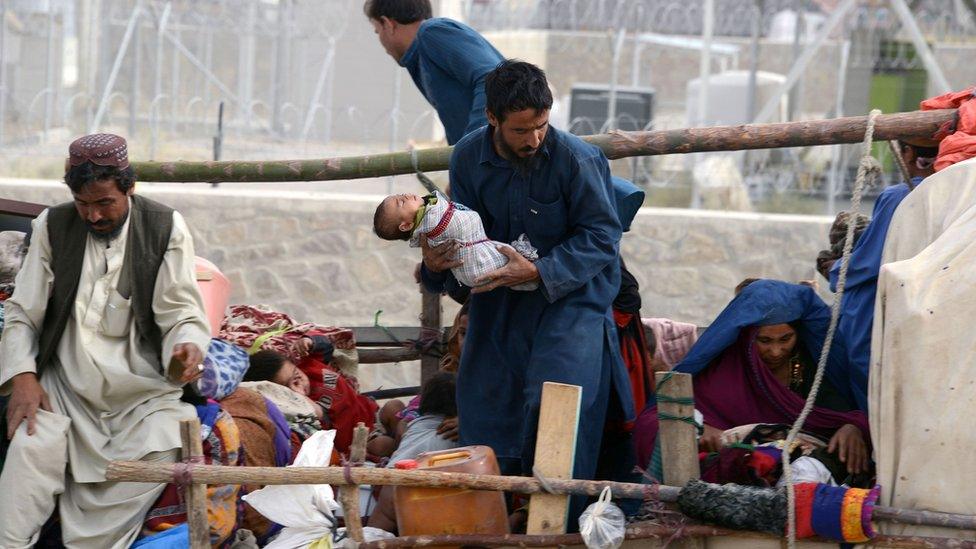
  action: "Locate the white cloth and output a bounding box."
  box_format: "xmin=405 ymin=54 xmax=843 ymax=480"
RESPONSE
xmin=409 ymin=192 xmax=538 ymax=290
xmin=870 ymin=157 xmax=976 ymax=537
xmin=386 ymin=414 xmax=458 ymax=467
xmin=0 ymin=204 xmax=211 ymax=546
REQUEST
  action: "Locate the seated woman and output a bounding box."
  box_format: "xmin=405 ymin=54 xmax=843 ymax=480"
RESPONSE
xmin=242 ymin=350 xmax=324 ymax=457
xmin=634 ymin=279 xmax=870 ymax=485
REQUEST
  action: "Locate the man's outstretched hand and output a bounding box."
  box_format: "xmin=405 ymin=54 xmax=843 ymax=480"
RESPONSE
xmin=171 ymin=343 xmax=205 ymax=385
xmin=472 ymin=245 xmax=540 ymax=294
xmin=5 ymin=372 xmax=51 ymax=439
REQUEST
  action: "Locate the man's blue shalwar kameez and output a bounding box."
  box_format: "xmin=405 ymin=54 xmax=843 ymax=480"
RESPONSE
xmin=421 ymin=126 xmax=635 ymax=518
xmin=398 ymin=18 xmax=504 ymax=145
xmin=830 ymin=176 xmax=924 ymax=411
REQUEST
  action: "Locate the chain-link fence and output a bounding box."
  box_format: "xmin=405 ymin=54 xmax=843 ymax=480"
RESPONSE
xmin=0 ymin=0 xmax=973 ymax=213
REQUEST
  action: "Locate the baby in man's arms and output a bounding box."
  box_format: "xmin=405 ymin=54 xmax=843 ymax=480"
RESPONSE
xmin=373 ymin=191 xmax=538 ymax=291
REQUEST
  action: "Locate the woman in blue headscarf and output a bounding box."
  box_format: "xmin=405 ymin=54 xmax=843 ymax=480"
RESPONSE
xmin=634 ymin=280 xmax=870 ymax=480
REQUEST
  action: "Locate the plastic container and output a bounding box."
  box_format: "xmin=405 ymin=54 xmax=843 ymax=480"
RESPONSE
xmin=394 ymin=445 xmax=510 ymax=538
xmin=194 ymin=256 xmax=230 ymax=337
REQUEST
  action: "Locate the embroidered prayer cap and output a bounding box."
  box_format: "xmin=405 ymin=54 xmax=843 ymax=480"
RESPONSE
xmin=68 ymin=133 xmax=130 ymax=170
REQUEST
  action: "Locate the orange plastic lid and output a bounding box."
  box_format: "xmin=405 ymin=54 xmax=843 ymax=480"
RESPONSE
xmin=394 ymin=459 xmax=419 ymax=470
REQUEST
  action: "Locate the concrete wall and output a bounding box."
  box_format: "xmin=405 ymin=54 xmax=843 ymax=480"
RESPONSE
xmin=0 ymin=179 xmax=833 ymax=387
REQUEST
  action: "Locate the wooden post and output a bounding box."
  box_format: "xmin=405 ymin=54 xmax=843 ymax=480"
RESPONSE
xmin=654 ymin=372 xmax=702 ymax=549
xmin=420 ymin=288 xmax=441 ymax=383
xmin=338 ymin=423 xmax=369 ymax=543
xmin=526 ymin=382 xmax=582 ymax=535
xmin=180 ymin=418 xmax=209 ymax=549
xmin=654 ymin=372 xmax=699 ymax=487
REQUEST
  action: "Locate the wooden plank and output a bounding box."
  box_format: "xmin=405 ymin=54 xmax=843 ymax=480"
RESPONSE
xmin=358 ymin=347 xmax=421 ymax=364
xmin=654 ymin=372 xmax=699 ymax=487
xmin=338 ymin=423 xmax=369 ymax=542
xmin=180 ymin=418 xmax=210 ymax=549
xmin=351 ymin=326 xmax=447 ymax=347
xmin=654 ymin=372 xmax=702 ymax=549
xmin=0 ymin=198 xmax=46 ymax=218
xmin=526 ymin=382 xmax=582 ymax=535
xmin=420 ymin=289 xmax=441 ymax=383
xmin=361 ymin=386 xmax=421 ymax=400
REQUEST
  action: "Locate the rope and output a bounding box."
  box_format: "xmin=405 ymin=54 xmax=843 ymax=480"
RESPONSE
xmin=655 ymin=371 xmax=701 ymax=431
xmin=532 ymin=466 xmax=557 ymax=495
xmin=173 ymin=455 xmax=206 ymax=487
xmin=656 ymin=412 xmax=700 ymax=429
xmin=372 ymin=310 xmax=402 ymax=345
xmin=782 ymin=109 xmax=883 ymax=548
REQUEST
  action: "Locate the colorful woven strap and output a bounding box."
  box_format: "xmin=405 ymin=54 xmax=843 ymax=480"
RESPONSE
xmin=792 ymin=482 xmax=818 ymax=539
xmin=861 ymin=485 xmax=881 ymax=539
xmin=810 ymin=484 xmax=846 ymax=541
xmin=841 ymin=488 xmax=871 ymax=542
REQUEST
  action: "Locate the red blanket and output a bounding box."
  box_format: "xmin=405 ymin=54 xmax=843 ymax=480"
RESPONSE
xmin=921 ymin=87 xmax=976 ymax=171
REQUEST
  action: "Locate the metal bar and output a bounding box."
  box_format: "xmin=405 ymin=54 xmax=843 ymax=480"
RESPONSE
xmin=827 ymin=39 xmax=851 ymax=215
xmin=0 ymin=0 xmax=7 ymax=148
xmin=889 ymin=0 xmax=952 ymax=94
xmin=787 ymin=0 xmax=803 ymax=121
xmin=128 ymin=10 xmax=141 ymax=138
xmin=690 ymin=0 xmax=714 ymax=209
xmin=388 ymin=68 xmax=402 ymax=194
xmin=300 ymin=38 xmax=336 ymax=141
xmin=163 ymin=29 xmax=241 ymax=107
xmin=606 ymin=28 xmax=626 ymax=131
xmin=44 ymin=4 xmax=56 ymax=140
xmin=745 ymin=0 xmax=763 ymax=122
xmin=91 ymin=5 xmax=142 ymax=133
xmin=753 ymin=0 xmax=856 ymax=124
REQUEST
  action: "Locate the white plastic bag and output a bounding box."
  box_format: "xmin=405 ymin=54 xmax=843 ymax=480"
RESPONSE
xmin=578 ymin=486 xmax=626 ymax=549
xmin=243 ymin=430 xmax=340 ymax=549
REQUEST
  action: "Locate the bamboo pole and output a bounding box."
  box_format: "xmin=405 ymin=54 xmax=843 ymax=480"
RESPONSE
xmin=338 ymin=423 xmax=369 ymax=543
xmin=130 ymin=109 xmax=956 ymax=183
xmin=105 ymin=461 xmax=976 ymax=532
xmin=180 ymin=419 xmax=209 ymax=549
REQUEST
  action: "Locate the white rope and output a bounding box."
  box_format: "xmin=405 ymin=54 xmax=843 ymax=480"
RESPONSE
xmin=782 ymin=109 xmax=883 ymax=548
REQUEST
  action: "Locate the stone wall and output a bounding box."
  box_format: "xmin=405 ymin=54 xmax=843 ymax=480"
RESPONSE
xmin=0 ymin=179 xmax=833 ymax=388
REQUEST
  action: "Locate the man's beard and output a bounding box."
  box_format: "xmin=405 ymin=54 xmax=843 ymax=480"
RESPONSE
xmin=86 ymin=211 xmax=129 ymax=241
xmin=494 ymin=130 xmax=539 ymax=174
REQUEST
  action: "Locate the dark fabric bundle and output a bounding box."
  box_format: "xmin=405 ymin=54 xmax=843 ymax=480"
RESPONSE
xmin=677 ymin=479 xmax=787 ymax=535
xmin=816 ymin=211 xmax=870 ymax=280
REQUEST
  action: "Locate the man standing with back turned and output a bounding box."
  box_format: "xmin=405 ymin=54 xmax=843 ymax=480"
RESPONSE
xmin=365 ymin=0 xmax=504 ymax=145
xmin=0 ymin=134 xmax=211 ymax=548
xmin=420 ymin=60 xmax=634 ymax=526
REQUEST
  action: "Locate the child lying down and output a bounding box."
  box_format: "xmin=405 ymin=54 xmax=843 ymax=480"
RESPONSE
xmin=372 ymin=191 xmax=538 ymax=290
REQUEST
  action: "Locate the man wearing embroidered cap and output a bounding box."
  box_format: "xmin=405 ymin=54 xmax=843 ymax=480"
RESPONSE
xmin=0 ymin=133 xmax=212 ymax=547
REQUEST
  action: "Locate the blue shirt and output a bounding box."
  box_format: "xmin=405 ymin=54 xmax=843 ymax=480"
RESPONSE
xmin=399 ymin=18 xmax=504 ymax=145
xmin=421 ymin=125 xmax=634 ymax=489
xmin=830 ymin=176 xmax=924 ymax=411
